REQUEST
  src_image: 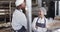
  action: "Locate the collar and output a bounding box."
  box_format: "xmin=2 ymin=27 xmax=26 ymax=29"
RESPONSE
xmin=19 ymin=9 xmax=23 ymax=12
xmin=15 ymin=9 xmax=23 ymax=12
xmin=39 ymin=17 xmax=45 ymax=20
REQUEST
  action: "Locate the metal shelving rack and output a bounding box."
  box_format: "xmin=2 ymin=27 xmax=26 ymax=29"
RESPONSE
xmin=0 ymin=1 xmax=12 ymax=28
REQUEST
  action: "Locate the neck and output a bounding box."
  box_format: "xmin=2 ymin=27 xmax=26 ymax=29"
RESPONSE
xmin=39 ymin=15 xmax=44 ymax=19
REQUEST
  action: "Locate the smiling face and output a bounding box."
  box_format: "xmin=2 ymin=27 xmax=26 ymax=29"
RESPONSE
xmin=38 ymin=9 xmax=44 ymax=17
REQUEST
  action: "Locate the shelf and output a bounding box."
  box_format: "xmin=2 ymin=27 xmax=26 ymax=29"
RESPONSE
xmin=0 ymin=7 xmax=9 ymax=9
xmin=0 ymin=1 xmax=12 ymax=23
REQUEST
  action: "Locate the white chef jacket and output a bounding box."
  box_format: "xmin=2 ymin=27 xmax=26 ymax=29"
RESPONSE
xmin=12 ymin=9 xmax=27 ymax=30
xmin=32 ymin=17 xmax=48 ymax=32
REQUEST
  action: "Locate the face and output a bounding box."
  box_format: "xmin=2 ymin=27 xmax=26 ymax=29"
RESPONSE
xmin=21 ymin=2 xmax=26 ymax=9
xmin=18 ymin=2 xmax=26 ymax=10
xmin=38 ymin=10 xmax=44 ymax=16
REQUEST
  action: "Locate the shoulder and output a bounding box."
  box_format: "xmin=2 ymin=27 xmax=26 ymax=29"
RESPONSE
xmin=34 ymin=17 xmax=38 ymax=20
xmin=45 ymin=18 xmax=48 ymax=22
xmin=33 ymin=17 xmax=38 ymax=22
xmin=32 ymin=17 xmax=38 ymax=24
xmin=13 ymin=9 xmax=20 ymax=15
xmin=45 ymin=18 xmax=48 ymax=20
xmin=13 ymin=9 xmax=24 ymax=16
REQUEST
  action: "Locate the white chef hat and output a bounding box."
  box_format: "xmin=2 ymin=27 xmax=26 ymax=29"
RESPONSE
xmin=15 ymin=0 xmax=24 ymax=7
xmin=39 ymin=7 xmax=47 ymax=15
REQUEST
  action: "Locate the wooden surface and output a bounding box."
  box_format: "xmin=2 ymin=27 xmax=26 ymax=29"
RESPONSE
xmin=46 ymin=20 xmax=60 ymax=30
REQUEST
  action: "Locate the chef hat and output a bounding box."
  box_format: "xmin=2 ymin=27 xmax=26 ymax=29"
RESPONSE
xmin=39 ymin=7 xmax=47 ymax=15
xmin=15 ymin=0 xmax=24 ymax=7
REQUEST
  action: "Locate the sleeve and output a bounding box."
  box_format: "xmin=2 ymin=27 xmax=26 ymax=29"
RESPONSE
xmin=11 ymin=12 xmax=22 ymax=30
xmin=23 ymin=16 xmax=27 ymax=29
xmin=32 ymin=18 xmax=37 ymax=31
xmin=20 ymin=13 xmax=27 ymax=29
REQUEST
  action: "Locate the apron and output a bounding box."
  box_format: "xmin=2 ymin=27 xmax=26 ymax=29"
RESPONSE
xmin=36 ymin=18 xmax=52 ymax=32
xmin=36 ymin=18 xmax=46 ymax=28
xmin=35 ymin=17 xmax=46 ymax=32
xmin=14 ymin=26 xmax=26 ymax=32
